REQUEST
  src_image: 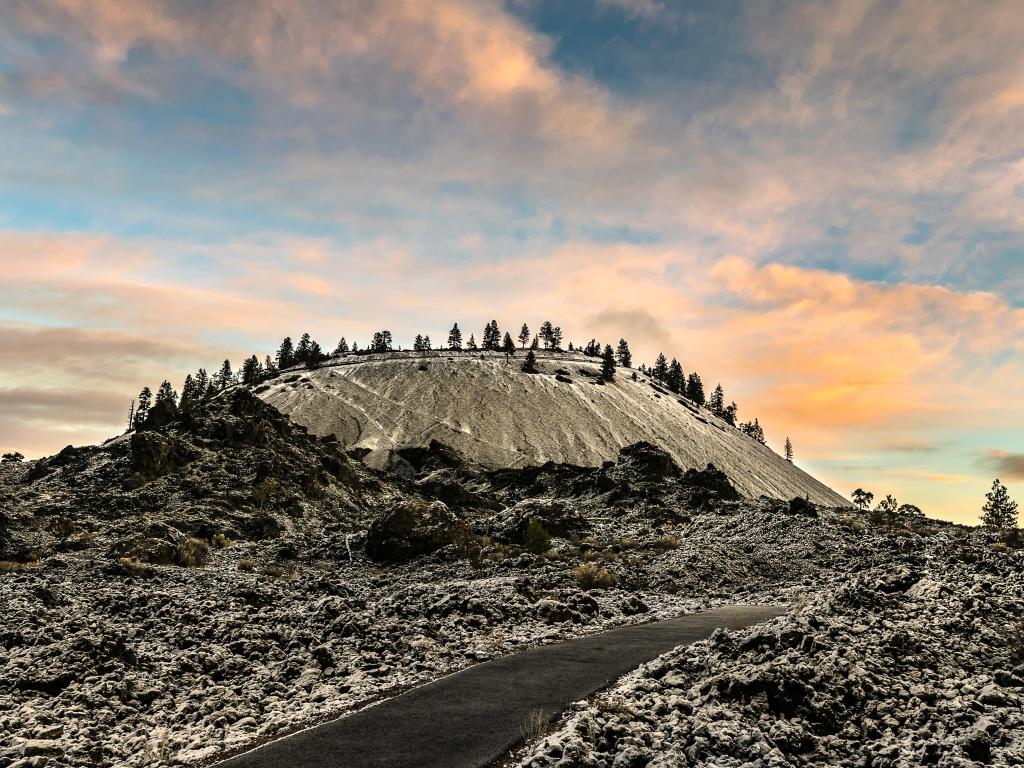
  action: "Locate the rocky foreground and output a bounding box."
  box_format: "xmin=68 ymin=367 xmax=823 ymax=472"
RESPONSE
xmin=517 ymin=550 xmax=1024 ymax=767
xmin=1 ymin=388 xmax=1020 ymax=767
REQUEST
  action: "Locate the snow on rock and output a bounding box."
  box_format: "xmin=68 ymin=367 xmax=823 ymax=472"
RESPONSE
xmin=518 ymin=554 xmax=1024 ymax=768
xmin=258 ymin=351 xmax=847 ymax=506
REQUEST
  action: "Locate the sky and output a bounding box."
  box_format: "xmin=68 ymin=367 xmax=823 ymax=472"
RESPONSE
xmin=1 ymin=0 xmax=1022 ymax=524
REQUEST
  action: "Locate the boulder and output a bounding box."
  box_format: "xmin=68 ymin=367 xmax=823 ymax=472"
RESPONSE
xmin=616 ymin=442 xmax=681 ymax=480
xmin=365 ymin=500 xmax=469 ymax=562
xmin=108 ymin=522 xmax=208 ymax=566
xmin=681 ymin=463 xmax=740 ymax=500
xmin=487 ymin=498 xmax=589 ymax=544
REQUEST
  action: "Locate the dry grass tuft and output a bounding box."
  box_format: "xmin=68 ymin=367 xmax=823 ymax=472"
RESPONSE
xmin=0 ymin=560 xmax=42 ymax=573
xmin=573 ymin=562 xmax=617 ymax=590
xmin=520 ymin=708 xmax=551 ymax=744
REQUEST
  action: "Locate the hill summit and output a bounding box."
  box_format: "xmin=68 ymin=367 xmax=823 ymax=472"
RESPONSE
xmin=258 ymin=350 xmax=846 ymax=506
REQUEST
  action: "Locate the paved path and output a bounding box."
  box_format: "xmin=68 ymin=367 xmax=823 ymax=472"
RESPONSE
xmin=217 ymin=605 xmax=784 ymax=768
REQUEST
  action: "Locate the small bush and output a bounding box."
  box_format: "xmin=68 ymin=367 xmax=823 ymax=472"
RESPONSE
xmin=211 ymin=532 xmax=233 ymax=548
xmin=252 ymin=478 xmax=280 ymax=509
xmin=238 ymin=559 xmax=255 ymax=572
xmin=176 ymin=537 xmax=209 ymax=567
xmin=574 ymin=562 xmax=617 ymax=590
xmin=523 ymin=519 xmax=551 ymax=554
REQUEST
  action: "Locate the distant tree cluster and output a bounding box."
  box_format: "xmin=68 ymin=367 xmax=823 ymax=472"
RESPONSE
xmin=276 ymin=332 xmax=330 ymax=369
xmin=849 ymin=488 xmax=924 ymax=528
xmin=129 ymin=322 xmax=820 ymax=465
xmin=850 ymin=479 xmax=1019 ymax=533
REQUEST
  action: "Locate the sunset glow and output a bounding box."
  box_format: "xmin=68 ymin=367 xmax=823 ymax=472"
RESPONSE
xmin=1 ymin=0 xmax=1022 ymax=523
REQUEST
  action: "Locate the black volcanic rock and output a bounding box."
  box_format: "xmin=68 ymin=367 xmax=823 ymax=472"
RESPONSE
xmin=0 ymin=389 xmax=391 ymax=561
xmin=365 ymin=500 xmax=470 ymax=562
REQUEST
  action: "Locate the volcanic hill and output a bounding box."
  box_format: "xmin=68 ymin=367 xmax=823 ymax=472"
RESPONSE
xmin=258 ymin=350 xmax=846 ymax=506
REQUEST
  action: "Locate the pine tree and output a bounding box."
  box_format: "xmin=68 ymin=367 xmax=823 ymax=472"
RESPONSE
xmin=127 ymin=398 xmax=135 ymax=432
xmin=483 ymin=320 xmax=501 ymax=350
xmin=295 ymin=332 xmax=313 ymax=365
xmin=685 ymin=372 xmax=705 ymax=405
xmin=276 ymin=337 xmax=295 ymax=369
xmin=241 ymin=355 xmax=261 ymax=384
xmin=263 ymin=355 xmax=276 ymax=376
xmin=666 ymin=359 xmax=683 ymax=393
xmin=851 ymin=488 xmax=874 ymax=511
xmin=616 ymin=339 xmax=632 ymax=368
xmin=502 ymin=332 xmax=515 ymax=354
xmin=723 ymin=402 xmax=738 ymax=426
xmin=539 ymin=321 xmax=554 ymax=349
xmin=334 ymin=337 xmax=349 ymax=355
xmin=179 ymin=375 xmax=197 ymax=413
xmin=422 ymin=335 xmax=432 ymax=350
xmin=156 ymin=379 xmax=177 ymax=405
xmin=521 ymin=349 xmax=538 ymax=373
xmin=708 ymin=384 xmax=725 ymax=416
xmin=135 ymin=387 xmax=152 ymax=428
xmin=518 ymin=323 xmax=530 ymax=348
xmin=981 ymin=479 xmax=1019 ymax=529
xmin=194 ymin=369 xmax=209 ymax=398
xmin=307 ymin=341 xmax=324 ymax=367
xmin=414 ymin=334 xmax=425 ymax=351
xmin=467 ymin=334 xmax=478 ymax=350
xmin=567 ymin=342 xmax=575 ymax=352
xmin=448 ymin=323 xmax=463 ymax=350
xmin=600 ymin=344 xmax=616 ymax=382
xmin=584 ymin=338 xmax=601 ymax=356
xmin=217 ymin=359 xmax=233 ymax=389
xmin=652 ymin=353 xmax=668 ymax=381
xmin=530 ymin=335 xmax=539 ymax=350
xmin=784 ymin=437 xmax=794 ymax=462
xmin=551 ymin=326 xmax=563 ymax=350
xmin=740 ymin=418 xmax=765 ymax=444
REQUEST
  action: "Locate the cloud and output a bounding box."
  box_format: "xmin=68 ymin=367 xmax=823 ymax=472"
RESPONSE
xmin=978 ymin=450 xmax=1024 ymax=481
xmin=5 ymin=0 xmax=638 ymax=158
xmin=876 ymin=439 xmax=944 ymax=454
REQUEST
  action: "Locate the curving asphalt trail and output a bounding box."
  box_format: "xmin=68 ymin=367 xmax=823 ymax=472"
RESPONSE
xmin=216 ymin=604 xmax=784 ymax=768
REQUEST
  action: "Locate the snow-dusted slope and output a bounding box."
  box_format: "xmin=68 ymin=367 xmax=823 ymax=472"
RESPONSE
xmin=258 ymin=350 xmax=847 ymax=506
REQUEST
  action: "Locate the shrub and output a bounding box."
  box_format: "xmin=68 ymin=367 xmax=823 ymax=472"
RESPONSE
xmin=252 ymin=477 xmax=280 ymax=509
xmin=523 ymin=519 xmax=551 ymax=554
xmin=176 ymin=537 xmax=209 ymax=567
xmin=520 ymin=708 xmax=550 ymax=743
xmin=237 ymin=558 xmax=255 ymax=572
xmin=1 ymin=451 xmax=24 ymax=462
xmin=835 ymin=514 xmax=866 ymax=532
xmin=211 ymin=532 xmax=233 ymax=548
xmin=574 ymin=562 xmax=617 ymax=590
